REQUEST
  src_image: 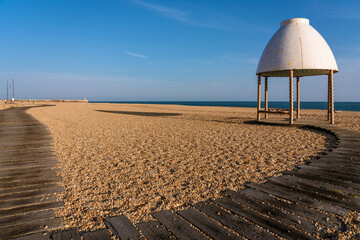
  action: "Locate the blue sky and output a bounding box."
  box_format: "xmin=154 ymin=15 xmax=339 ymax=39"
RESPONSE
xmin=0 ymin=0 xmax=359 ymax=101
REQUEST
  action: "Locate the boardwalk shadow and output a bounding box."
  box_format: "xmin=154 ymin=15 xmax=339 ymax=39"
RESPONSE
xmin=95 ymin=110 xmax=182 ymax=117
xmin=3 ymin=104 xmax=56 ymax=110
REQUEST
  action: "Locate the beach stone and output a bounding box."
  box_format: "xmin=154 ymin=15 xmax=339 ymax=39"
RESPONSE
xmin=27 ymin=102 xmax=343 ymax=231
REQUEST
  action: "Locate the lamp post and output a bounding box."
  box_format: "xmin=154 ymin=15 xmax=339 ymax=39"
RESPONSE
xmin=12 ymin=79 xmax=14 ymax=102
xmin=6 ymin=80 xmax=8 ymax=103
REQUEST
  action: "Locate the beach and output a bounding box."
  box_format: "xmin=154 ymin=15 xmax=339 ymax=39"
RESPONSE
xmin=24 ymin=102 xmax=355 ymax=231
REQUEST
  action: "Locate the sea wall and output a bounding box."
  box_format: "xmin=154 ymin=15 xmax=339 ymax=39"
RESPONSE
xmin=6 ymin=99 xmax=89 ymax=103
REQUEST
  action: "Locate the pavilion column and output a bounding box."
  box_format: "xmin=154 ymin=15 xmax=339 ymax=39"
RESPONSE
xmin=328 ymin=74 xmax=331 ymax=121
xmin=265 ymin=76 xmax=268 ymax=119
xmin=296 ymin=76 xmax=300 ymax=119
xmin=289 ymin=70 xmax=294 ymax=124
xmin=257 ymin=75 xmax=261 ymax=121
xmin=329 ymin=70 xmax=334 ymax=124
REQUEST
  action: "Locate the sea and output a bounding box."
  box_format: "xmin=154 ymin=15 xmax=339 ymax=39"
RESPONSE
xmin=90 ymin=101 xmax=360 ymax=112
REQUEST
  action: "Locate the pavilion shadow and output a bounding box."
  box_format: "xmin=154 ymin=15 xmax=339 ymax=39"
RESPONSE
xmin=95 ymin=110 xmax=182 ymax=117
xmin=243 ymin=119 xmax=288 ymax=126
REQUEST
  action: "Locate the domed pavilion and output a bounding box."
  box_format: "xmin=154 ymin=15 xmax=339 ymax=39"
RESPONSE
xmin=256 ymin=18 xmax=338 ymax=124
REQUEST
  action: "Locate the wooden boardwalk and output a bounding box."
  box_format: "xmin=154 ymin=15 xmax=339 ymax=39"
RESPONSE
xmin=0 ymin=107 xmax=63 ymax=239
xmin=4 ymin=110 xmax=360 ymax=239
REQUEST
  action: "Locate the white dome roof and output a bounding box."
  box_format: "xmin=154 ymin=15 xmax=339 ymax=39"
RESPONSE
xmin=257 ymin=18 xmax=338 ymax=77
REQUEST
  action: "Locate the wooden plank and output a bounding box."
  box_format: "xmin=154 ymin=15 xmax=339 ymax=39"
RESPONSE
xmin=271 ymin=175 xmax=353 ymax=200
xmin=0 ymin=177 xmax=60 ymax=189
xmin=0 ymin=138 xmax=51 ymax=144
xmin=339 ymin=137 xmax=360 ymax=142
xmin=279 ymin=174 xmax=360 ymax=196
xmin=0 ymin=146 xmax=53 ymax=153
xmin=2 ymin=144 xmax=52 ymax=149
xmin=285 ymin=166 xmax=360 ymax=183
xmin=336 ymin=134 xmax=360 ymax=140
xmin=177 ymin=207 xmax=242 ymax=240
xmin=0 ymin=141 xmax=51 ymax=146
xmin=248 ymin=182 xmax=348 ymax=216
xmin=1 ymin=123 xmax=48 ymax=128
xmin=269 ymin=177 xmax=360 ymax=211
xmin=328 ymin=129 xmax=360 ymax=136
xmin=0 ymin=209 xmax=54 ymax=229
xmin=0 ymin=165 xmax=56 ymax=175
xmin=334 ymin=147 xmax=360 ymax=155
xmin=330 ymin=152 xmax=360 ymax=160
xmin=294 ymin=166 xmax=360 ymax=182
xmin=242 ymin=188 xmax=342 ymax=228
xmin=0 ymin=158 xmax=58 ymax=167
xmin=83 ymin=229 xmax=112 ymax=240
xmin=0 ymin=135 xmax=50 ymax=139
xmin=9 ymin=232 xmax=50 ymax=240
xmin=326 ymin=155 xmax=360 ymax=164
xmin=0 ymin=156 xmax=56 ymax=165
xmin=0 ymin=171 xmax=60 ymax=183
xmin=317 ymin=154 xmax=360 ymax=161
xmin=298 ymin=165 xmax=360 ymax=177
xmin=104 ymin=215 xmax=142 ymax=240
xmin=0 ymin=195 xmax=57 ymax=209
xmin=136 ymin=220 xmax=174 ymax=240
xmin=310 ymin=161 xmax=359 ymax=172
xmin=214 ymin=198 xmax=314 ymax=240
xmin=52 ymin=229 xmax=80 ymax=240
xmin=0 ymin=139 xmax=51 ymax=145
xmin=194 ymin=200 xmax=277 ymax=240
xmin=0 ymin=150 xmax=54 ymax=158
xmin=0 ymin=153 xmax=54 ymax=161
xmin=0 ymin=186 xmax=63 ymax=201
xmin=314 ymin=156 xmax=360 ymax=165
xmin=0 ymin=146 xmax=53 ymax=152
xmin=307 ymin=162 xmax=359 ymax=175
xmin=152 ymin=210 xmax=207 ymax=240
xmin=283 ymin=170 xmax=360 ymax=191
xmin=0 ymin=201 xmax=63 ymax=217
xmin=226 ymin=190 xmax=318 ymax=235
xmin=339 ymin=139 xmax=360 ymax=144
xmin=0 ymin=183 xmax=60 ymax=195
xmin=0 ymin=217 xmax=63 ymax=239
xmin=0 ymin=163 xmax=56 ymax=171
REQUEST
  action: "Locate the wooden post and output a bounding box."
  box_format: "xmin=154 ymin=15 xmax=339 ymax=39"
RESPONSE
xmin=329 ymin=70 xmax=334 ymax=124
xmin=327 ymin=74 xmax=330 ymax=121
xmin=257 ymin=75 xmax=261 ymax=121
xmin=289 ymin=70 xmax=293 ymax=124
xmin=296 ymin=76 xmax=300 ymax=119
xmin=265 ymin=76 xmax=268 ymax=119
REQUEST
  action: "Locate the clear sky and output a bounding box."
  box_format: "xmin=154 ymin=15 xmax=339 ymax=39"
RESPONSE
xmin=0 ymin=0 xmax=359 ymax=101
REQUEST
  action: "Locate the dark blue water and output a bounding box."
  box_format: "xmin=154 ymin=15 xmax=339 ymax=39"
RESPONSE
xmin=90 ymin=101 xmax=360 ymax=112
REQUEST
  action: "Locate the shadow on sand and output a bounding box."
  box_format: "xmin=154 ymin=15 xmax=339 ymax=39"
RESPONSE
xmin=95 ymin=110 xmax=182 ymax=117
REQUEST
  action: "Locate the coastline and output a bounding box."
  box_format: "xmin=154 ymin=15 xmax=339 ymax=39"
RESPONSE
xmin=90 ymin=101 xmax=360 ymax=112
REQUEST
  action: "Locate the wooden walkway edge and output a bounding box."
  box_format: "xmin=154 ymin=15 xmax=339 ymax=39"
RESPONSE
xmin=5 ymin=113 xmax=360 ymax=239
xmin=0 ymin=107 xmax=63 ymax=239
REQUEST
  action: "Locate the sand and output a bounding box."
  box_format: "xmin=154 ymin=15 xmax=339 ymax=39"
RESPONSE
xmin=25 ymin=102 xmax=344 ymax=232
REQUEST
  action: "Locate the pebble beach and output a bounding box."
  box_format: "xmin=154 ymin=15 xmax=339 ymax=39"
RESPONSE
xmin=25 ymin=102 xmax=346 ymax=231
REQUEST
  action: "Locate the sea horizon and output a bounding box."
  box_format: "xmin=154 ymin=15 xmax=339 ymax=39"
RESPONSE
xmin=90 ymin=101 xmax=360 ymax=112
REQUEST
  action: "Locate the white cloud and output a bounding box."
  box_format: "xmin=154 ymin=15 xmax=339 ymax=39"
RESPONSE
xmin=129 ymin=0 xmax=262 ymax=32
xmin=336 ymin=15 xmax=360 ymax=19
xmin=130 ymin=0 xmax=187 ymax=21
xmin=123 ymin=51 xmax=148 ymax=59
